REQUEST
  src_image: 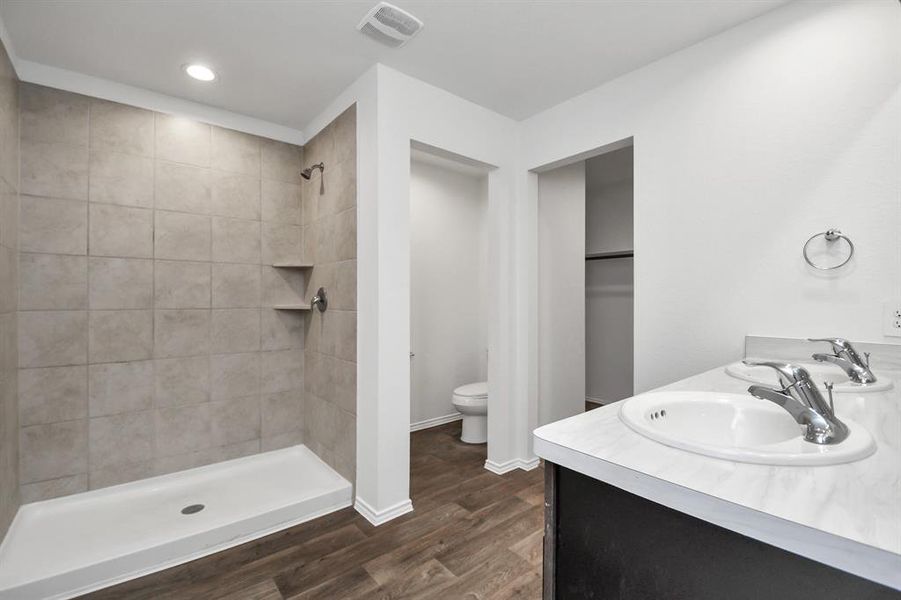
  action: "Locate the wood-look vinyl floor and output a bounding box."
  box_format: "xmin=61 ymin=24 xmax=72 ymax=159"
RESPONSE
xmin=80 ymin=421 xmax=544 ymax=599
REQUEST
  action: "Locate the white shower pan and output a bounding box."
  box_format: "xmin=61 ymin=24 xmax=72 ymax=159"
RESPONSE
xmin=0 ymin=445 xmax=352 ymax=600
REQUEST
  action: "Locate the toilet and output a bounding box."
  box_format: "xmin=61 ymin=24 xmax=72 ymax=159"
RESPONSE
xmin=452 ymin=381 xmax=488 ymax=444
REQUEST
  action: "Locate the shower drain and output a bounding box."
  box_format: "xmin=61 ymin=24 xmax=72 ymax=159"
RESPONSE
xmin=181 ymin=504 xmax=205 ymax=515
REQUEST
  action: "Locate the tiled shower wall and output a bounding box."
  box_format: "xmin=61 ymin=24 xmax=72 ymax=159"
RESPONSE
xmin=0 ymin=39 xmax=20 ymax=538
xmin=16 ymin=83 xmax=308 ymax=502
xmin=303 ymin=106 xmax=357 ymax=483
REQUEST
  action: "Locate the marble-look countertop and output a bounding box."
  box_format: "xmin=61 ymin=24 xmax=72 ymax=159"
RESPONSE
xmin=534 ymin=346 xmax=901 ymax=590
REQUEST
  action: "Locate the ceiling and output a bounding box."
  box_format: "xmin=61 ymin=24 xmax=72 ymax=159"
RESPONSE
xmin=0 ymin=0 xmax=787 ymax=131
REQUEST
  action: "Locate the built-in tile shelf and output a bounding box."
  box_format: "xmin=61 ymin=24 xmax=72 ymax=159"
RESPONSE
xmin=273 ymin=304 xmax=312 ymax=311
xmin=272 ymin=262 xmax=314 ymax=269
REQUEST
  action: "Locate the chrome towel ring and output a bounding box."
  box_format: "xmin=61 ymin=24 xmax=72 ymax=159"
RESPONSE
xmin=803 ymin=228 xmax=854 ymax=270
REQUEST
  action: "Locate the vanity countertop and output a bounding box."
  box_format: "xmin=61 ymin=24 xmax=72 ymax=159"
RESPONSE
xmin=533 ymin=363 xmax=901 ymax=590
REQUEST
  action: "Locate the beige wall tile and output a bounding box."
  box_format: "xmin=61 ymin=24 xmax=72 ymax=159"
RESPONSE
xmin=89 ymin=411 xmax=154 ymax=471
xmin=153 ymin=439 xmax=257 ymax=476
xmin=332 ymin=260 xmax=357 ymax=311
xmin=261 ymin=140 xmax=301 ymax=184
xmin=334 ymin=410 xmax=356 ymax=481
xmin=260 ymin=266 xmax=303 ymax=307
xmin=211 ymin=309 xmax=260 ymax=354
xmin=261 ymin=429 xmax=303 ymax=452
xmin=153 ymin=309 xmax=210 ymax=358
xmin=335 ymin=208 xmax=356 ymax=261
xmin=314 ymin=214 xmax=335 ymax=263
xmin=89 ymin=310 xmax=153 ymax=363
xmin=20 ymin=474 xmax=87 ymax=503
xmin=154 ymin=260 xmax=211 ymax=309
xmin=154 ymin=356 xmax=209 ymax=407
xmin=19 ymin=253 xmax=87 ymax=310
xmin=154 ymin=211 xmax=211 ymax=261
xmin=18 ymin=310 xmax=87 ymax=368
xmin=211 ymin=217 xmax=260 ymax=264
xmin=88 ymin=257 xmax=153 ymax=309
xmin=261 ymin=179 xmax=301 ymax=225
xmin=333 ymin=105 xmax=356 ymax=165
xmin=20 ymin=195 xmax=87 ymax=255
xmin=211 ymin=127 xmax=260 ymax=176
xmin=261 ymin=222 xmax=301 ymax=264
xmin=90 ymin=100 xmax=153 ymax=157
xmin=89 ymin=460 xmax=153 ymax=490
xmin=210 ymin=172 xmax=260 ymax=220
xmin=89 ymin=203 xmax=153 ymax=258
xmin=155 ymin=161 xmax=211 ymax=214
xmin=21 ymin=139 xmax=88 ymax=200
xmin=302 ymin=224 xmax=316 ymax=263
xmin=261 ymin=390 xmax=303 ymax=438
xmin=210 ymin=352 xmax=260 ymax=400
xmin=89 ymin=150 xmax=153 ymax=208
xmin=210 ymin=397 xmax=260 ymax=446
xmin=154 ymin=403 xmax=211 ymax=457
xmin=19 ymin=419 xmax=87 ymax=483
xmin=18 ymin=365 xmax=87 ymax=426
xmin=333 ymin=160 xmax=357 ymax=214
xmin=261 ymin=310 xmax=303 ymax=351
xmin=0 ymin=184 xmax=19 ymax=250
xmin=333 ymin=358 xmax=356 ymax=415
xmin=320 ymin=313 xmax=355 ymax=361
xmin=0 ymin=246 xmax=14 ymax=313
xmin=88 ymin=360 xmax=154 ymax=417
xmin=260 ymin=349 xmax=303 ymax=394
xmin=212 ymin=263 xmax=260 ymax=308
xmin=307 ymin=394 xmax=338 ymax=449
xmin=155 ymin=114 xmax=210 ymax=167
xmin=20 ymin=84 xmax=89 ymax=146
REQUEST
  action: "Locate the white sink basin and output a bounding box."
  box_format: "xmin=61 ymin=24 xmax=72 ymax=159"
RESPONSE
xmin=725 ymin=361 xmax=893 ymax=393
xmin=619 ymin=391 xmax=876 ymax=466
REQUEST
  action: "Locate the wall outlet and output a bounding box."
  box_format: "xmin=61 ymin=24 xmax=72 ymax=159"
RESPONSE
xmin=884 ymin=302 xmax=901 ymax=337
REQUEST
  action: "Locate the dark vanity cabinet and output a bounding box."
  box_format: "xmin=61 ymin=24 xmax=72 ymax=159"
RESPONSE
xmin=542 ymin=464 xmax=900 ymax=600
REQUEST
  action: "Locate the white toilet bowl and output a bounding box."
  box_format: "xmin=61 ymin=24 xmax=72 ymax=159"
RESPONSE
xmin=452 ymin=381 xmax=488 ymax=444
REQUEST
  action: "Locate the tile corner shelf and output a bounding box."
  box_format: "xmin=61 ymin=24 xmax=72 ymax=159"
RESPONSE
xmin=273 ymin=304 xmax=312 ymax=311
xmin=272 ymin=262 xmax=314 ymax=269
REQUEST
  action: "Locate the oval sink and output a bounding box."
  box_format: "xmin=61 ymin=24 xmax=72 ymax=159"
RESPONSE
xmin=725 ymin=361 xmax=893 ymax=394
xmin=619 ymin=391 xmax=876 ymax=466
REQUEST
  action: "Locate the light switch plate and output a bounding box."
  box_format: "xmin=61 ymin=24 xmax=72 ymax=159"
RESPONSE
xmin=884 ymin=302 xmax=901 ymax=337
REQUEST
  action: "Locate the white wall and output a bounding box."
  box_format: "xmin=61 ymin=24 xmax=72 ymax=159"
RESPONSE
xmin=410 ymin=156 xmax=489 ymax=426
xmin=304 ymin=63 xmax=525 ymax=524
xmin=522 ymin=0 xmax=901 ymax=394
xmin=537 ymin=163 xmax=587 ymax=426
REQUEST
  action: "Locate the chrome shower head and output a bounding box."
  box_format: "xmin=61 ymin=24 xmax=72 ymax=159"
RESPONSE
xmin=301 ymin=162 xmax=325 ymax=180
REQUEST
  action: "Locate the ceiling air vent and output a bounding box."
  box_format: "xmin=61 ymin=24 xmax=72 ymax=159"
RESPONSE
xmin=357 ymin=2 xmax=423 ymax=48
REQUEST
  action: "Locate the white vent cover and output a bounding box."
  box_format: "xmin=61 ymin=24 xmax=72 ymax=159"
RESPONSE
xmin=357 ymin=2 xmax=423 ymax=48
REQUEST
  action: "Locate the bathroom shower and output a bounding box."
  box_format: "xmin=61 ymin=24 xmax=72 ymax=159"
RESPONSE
xmin=301 ymin=162 xmax=325 ymax=194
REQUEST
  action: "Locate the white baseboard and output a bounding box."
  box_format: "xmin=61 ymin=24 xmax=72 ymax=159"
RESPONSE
xmin=484 ymin=456 xmax=540 ymax=474
xmin=410 ymin=413 xmax=463 ymax=432
xmin=354 ymin=497 xmax=414 ymax=526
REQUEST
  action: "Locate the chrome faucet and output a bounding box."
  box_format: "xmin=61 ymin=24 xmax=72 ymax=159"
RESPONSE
xmin=743 ymin=360 xmax=850 ymax=445
xmin=809 ymin=337 xmax=877 ymax=385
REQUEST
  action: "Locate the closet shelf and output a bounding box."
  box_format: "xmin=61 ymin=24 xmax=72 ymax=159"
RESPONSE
xmin=272 ymin=262 xmax=314 ymax=269
xmin=586 ymin=250 xmax=634 ymax=261
xmin=273 ymin=304 xmax=312 ymax=311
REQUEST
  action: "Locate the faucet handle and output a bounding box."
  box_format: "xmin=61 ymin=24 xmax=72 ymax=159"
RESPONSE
xmin=808 ymin=337 xmax=851 ymax=355
xmin=824 ymin=381 xmax=835 ymax=412
xmin=742 ymin=360 xmax=812 ymax=387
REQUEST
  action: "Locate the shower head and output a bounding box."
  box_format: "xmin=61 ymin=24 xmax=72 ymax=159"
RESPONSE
xmin=301 ymin=162 xmax=325 ymax=180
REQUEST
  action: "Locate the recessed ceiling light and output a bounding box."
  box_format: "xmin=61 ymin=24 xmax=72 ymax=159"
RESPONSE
xmin=184 ymin=64 xmax=216 ymax=82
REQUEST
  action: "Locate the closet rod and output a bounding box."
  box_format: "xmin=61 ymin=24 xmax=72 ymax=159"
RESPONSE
xmin=586 ymin=250 xmax=634 ymax=261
